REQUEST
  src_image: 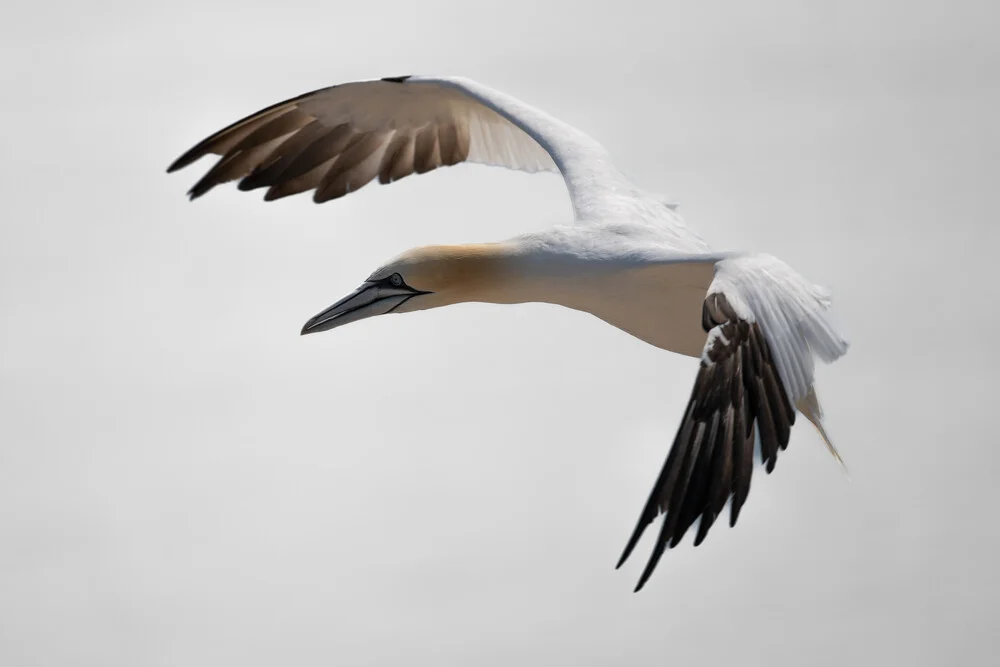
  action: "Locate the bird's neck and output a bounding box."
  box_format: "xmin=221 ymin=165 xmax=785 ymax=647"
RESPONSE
xmin=429 ymin=240 xmax=631 ymax=307
xmin=395 ymin=237 xmax=716 ymax=354
xmin=444 ymin=240 xmax=716 ymax=356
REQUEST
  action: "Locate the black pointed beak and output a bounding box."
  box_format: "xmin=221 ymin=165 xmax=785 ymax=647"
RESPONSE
xmin=300 ymin=282 xmax=423 ymax=335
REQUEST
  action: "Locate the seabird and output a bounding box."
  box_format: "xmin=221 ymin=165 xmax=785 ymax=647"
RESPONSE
xmin=168 ymin=75 xmax=850 ymax=591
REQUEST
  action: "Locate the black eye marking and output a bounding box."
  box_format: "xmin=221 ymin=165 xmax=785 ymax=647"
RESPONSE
xmin=378 ymin=272 xmax=431 ymax=295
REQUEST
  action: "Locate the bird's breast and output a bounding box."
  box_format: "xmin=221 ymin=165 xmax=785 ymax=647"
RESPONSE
xmin=545 ymin=261 xmax=716 ymax=358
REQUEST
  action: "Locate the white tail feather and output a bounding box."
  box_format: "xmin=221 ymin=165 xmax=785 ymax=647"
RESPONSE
xmin=797 ymin=386 xmax=849 ymax=476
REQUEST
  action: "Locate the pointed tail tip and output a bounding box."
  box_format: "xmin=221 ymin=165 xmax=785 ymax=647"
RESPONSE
xmin=797 ymin=388 xmax=849 ymax=476
xmin=834 ymin=454 xmax=851 ymax=481
xmin=813 ymin=416 xmax=849 ymax=477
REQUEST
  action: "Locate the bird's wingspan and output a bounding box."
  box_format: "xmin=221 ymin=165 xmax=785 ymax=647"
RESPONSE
xmin=616 ymin=254 xmax=849 ymax=592
xmin=167 ymin=75 xmax=638 ymax=219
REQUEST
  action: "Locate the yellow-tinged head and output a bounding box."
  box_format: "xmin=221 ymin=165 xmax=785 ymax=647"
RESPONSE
xmin=300 ymin=243 xmax=521 ymax=335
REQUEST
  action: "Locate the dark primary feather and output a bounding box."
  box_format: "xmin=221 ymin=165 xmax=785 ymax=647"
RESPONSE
xmin=617 ymin=293 xmax=796 ymax=592
xmin=166 ymin=79 xmax=473 ymax=204
xmin=167 ymin=87 xmax=337 ymax=174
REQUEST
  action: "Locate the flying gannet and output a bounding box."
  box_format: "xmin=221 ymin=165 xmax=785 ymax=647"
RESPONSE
xmin=168 ymin=75 xmax=850 ymax=591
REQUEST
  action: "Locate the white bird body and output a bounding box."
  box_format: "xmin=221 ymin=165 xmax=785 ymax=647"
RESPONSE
xmin=169 ymin=74 xmax=849 ymax=591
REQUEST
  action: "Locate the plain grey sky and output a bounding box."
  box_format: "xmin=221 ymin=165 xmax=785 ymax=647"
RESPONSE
xmin=2 ymin=0 xmax=998 ymax=665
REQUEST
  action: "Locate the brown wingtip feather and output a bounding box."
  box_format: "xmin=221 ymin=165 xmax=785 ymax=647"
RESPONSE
xmin=168 ymin=80 xmax=484 ymax=206
xmin=166 ymin=84 xmax=338 ymax=177
xmin=618 ymin=296 xmax=799 ymax=591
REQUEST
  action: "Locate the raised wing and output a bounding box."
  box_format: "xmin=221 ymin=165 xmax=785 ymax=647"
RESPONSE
xmin=616 ymin=255 xmax=849 ymax=592
xmin=168 ymin=75 xmax=638 ymax=219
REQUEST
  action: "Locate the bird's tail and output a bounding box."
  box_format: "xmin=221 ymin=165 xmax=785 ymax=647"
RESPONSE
xmin=715 ymin=254 xmax=850 ymax=474
xmin=797 ymin=386 xmax=849 ymax=476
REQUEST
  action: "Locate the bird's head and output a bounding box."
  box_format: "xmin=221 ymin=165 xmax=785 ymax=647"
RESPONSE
xmin=300 ymin=243 xmax=519 ymax=335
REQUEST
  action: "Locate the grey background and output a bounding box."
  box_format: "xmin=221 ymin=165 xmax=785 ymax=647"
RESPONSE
xmin=2 ymin=0 xmax=997 ymax=665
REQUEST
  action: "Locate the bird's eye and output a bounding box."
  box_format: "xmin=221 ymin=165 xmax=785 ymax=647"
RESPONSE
xmin=389 ymin=273 xmax=403 ymax=287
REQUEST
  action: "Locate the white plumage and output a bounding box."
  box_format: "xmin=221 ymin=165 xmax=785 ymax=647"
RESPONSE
xmin=169 ymin=74 xmax=849 ymax=591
